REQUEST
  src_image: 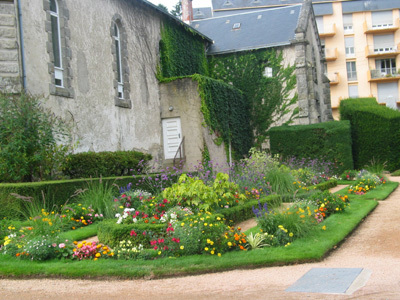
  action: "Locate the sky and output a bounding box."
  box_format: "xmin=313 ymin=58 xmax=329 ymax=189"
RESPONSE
xmin=148 ymin=0 xmax=212 ymax=12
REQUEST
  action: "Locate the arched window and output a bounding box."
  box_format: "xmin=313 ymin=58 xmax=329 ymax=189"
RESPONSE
xmin=113 ymin=23 xmax=123 ymax=99
xmin=44 ymin=0 xmax=74 ymax=97
xmin=111 ymin=16 xmax=131 ymax=108
xmin=50 ymin=0 xmax=63 ymax=87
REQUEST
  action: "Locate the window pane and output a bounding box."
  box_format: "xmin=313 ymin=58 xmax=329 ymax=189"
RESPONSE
xmin=50 ymin=0 xmax=57 ymax=13
xmin=115 ymin=40 xmax=121 ymax=83
xmin=51 ymin=15 xmax=61 ymax=68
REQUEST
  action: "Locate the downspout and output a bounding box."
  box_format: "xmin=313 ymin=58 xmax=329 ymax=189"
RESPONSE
xmin=16 ymin=0 xmax=26 ymax=90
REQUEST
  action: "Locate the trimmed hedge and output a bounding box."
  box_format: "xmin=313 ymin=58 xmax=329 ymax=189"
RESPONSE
xmin=269 ymin=121 xmax=353 ymax=174
xmin=340 ymin=97 xmax=400 ymax=171
xmin=62 ymin=151 xmax=152 ymax=179
xmin=97 ymin=220 xmax=166 ymax=248
xmin=0 ymin=176 xmax=140 ymax=220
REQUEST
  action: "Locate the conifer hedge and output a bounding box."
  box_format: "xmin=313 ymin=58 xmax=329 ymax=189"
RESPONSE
xmin=269 ymin=121 xmax=353 ymax=174
xmin=339 ymin=97 xmax=400 ymax=171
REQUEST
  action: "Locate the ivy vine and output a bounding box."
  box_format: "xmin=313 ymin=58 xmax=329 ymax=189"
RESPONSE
xmin=208 ymin=48 xmax=298 ymax=148
xmin=159 ymin=20 xmax=208 ymax=78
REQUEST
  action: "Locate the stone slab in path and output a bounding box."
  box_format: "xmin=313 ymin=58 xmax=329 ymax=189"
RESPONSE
xmin=286 ymin=268 xmax=371 ymax=295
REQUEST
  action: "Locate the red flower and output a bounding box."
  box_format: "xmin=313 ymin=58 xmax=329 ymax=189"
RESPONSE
xmin=130 ymin=230 xmax=137 ymax=237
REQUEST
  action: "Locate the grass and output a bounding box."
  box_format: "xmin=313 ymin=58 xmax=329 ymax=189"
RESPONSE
xmin=0 ymin=198 xmax=377 ymax=279
xmin=335 ymin=180 xmax=398 ymax=201
xmin=0 ymin=178 xmax=395 ymax=279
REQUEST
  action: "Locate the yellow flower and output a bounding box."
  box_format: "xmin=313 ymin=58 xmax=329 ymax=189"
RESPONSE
xmin=181 ymin=222 xmax=185 ymax=226
xmin=218 ymin=253 xmax=222 ymax=257
xmin=204 ymin=223 xmax=208 ymax=226
xmin=77 ymin=243 xmax=83 ymax=249
xmin=228 ymin=242 xmax=232 ymax=247
xmin=119 ymin=206 xmax=124 ymax=209
xmin=211 ymin=250 xmax=215 ymax=255
xmin=322 ymin=225 xmax=326 ymax=230
xmin=180 ymin=245 xmax=184 ymax=250
xmin=205 ymin=247 xmax=209 ymax=251
xmin=217 ymin=217 xmax=221 ymax=220
xmin=95 ymin=253 xmax=101 ymax=258
xmin=289 ymin=232 xmax=293 ymax=237
xmin=158 ymin=251 xmax=162 ymax=255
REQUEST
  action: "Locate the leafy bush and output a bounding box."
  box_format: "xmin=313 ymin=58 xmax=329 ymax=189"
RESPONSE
xmin=340 ymin=170 xmax=358 ymax=181
xmin=269 ymin=121 xmax=353 ymax=174
xmin=340 ymin=97 xmax=400 ymax=172
xmin=62 ymin=151 xmax=152 ymax=179
xmin=308 ymin=190 xmax=350 ymax=217
xmin=348 ymin=170 xmax=386 ymax=195
xmin=0 ymin=92 xmax=72 ymax=182
xmin=162 ymin=173 xmax=246 ymax=211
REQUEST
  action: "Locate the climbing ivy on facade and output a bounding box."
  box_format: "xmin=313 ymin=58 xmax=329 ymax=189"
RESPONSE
xmin=208 ymin=49 xmax=298 ymax=148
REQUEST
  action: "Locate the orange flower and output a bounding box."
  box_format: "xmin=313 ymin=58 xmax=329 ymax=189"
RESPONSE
xmin=16 ymin=253 xmax=20 ymax=257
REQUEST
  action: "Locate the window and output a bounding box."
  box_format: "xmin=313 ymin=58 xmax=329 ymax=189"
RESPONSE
xmin=346 ymin=61 xmax=357 ymax=81
xmin=372 ymin=10 xmax=393 ymax=28
xmin=373 ymin=34 xmax=395 ymax=53
xmin=345 ymin=37 xmax=355 ymax=58
xmin=50 ymin=0 xmax=62 ymax=87
xmin=315 ymin=16 xmax=324 ymax=34
xmin=376 ymin=58 xmax=396 ymax=75
xmin=113 ymin=24 xmax=123 ymax=99
xmin=111 ymin=15 xmax=131 ymax=108
xmin=263 ymin=67 xmax=273 ymax=78
xmin=343 ymin=14 xmax=353 ymax=34
xmin=44 ymin=0 xmax=73 ymax=97
xmin=348 ymin=85 xmax=358 ymax=98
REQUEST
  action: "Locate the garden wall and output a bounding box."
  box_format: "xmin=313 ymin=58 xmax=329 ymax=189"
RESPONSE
xmin=340 ymin=97 xmax=400 ymax=171
xmin=269 ymin=121 xmax=353 ymax=174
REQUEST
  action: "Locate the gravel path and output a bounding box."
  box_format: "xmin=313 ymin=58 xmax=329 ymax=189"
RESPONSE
xmin=1 ymin=178 xmax=400 ymax=300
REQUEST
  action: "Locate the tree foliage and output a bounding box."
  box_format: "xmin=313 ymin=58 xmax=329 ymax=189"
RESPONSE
xmin=170 ymin=1 xmax=182 ymax=18
xmin=208 ymin=49 xmax=298 ymax=148
xmin=0 ymin=92 xmax=72 ymax=182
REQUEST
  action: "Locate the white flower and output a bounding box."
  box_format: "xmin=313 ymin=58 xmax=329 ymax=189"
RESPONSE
xmin=115 ymin=213 xmax=121 ymax=218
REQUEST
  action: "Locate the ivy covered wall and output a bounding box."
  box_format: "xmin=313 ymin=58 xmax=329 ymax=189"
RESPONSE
xmin=159 ymin=20 xmax=208 ymax=78
xmin=193 ymin=75 xmax=252 ymax=159
xmin=208 ymin=48 xmax=298 ymax=147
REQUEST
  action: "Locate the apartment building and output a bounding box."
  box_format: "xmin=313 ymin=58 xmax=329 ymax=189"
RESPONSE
xmin=196 ymin=0 xmax=400 ymax=119
xmin=315 ymin=0 xmax=400 ymax=119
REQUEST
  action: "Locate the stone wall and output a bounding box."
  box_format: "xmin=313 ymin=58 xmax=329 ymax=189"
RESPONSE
xmin=18 ymin=0 xmax=165 ymax=162
xmin=293 ymin=0 xmax=333 ymax=124
xmin=0 ymin=1 xmax=21 ymax=93
xmin=159 ymin=78 xmax=228 ymax=171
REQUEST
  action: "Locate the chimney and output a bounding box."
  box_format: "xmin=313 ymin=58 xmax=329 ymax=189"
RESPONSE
xmin=181 ymin=0 xmax=193 ymax=24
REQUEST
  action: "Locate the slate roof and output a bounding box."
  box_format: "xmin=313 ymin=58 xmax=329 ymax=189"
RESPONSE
xmin=193 ymin=7 xmax=213 ymax=19
xmin=342 ymin=0 xmax=400 ymax=13
xmin=212 ymin=0 xmax=331 ymax=11
xmin=191 ymin=4 xmax=302 ymax=55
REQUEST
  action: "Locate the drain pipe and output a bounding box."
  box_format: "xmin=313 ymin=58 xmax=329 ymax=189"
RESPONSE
xmin=16 ymin=0 xmax=26 ymax=90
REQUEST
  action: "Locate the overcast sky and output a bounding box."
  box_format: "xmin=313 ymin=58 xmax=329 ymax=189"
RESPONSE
xmin=148 ymin=0 xmax=212 ymax=12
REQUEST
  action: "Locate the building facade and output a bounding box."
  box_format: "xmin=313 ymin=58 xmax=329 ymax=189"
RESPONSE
xmin=191 ymin=0 xmax=334 ymax=125
xmin=196 ymin=0 xmax=400 ymax=119
xmin=0 ymin=0 xmax=230 ymax=171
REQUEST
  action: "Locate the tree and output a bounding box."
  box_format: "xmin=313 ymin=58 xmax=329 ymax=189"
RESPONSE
xmin=0 ymin=92 xmax=72 ymax=182
xmin=208 ymin=49 xmax=298 ymax=148
xmin=170 ymin=1 xmax=182 ymax=18
xmin=157 ymin=3 xmax=169 ymax=13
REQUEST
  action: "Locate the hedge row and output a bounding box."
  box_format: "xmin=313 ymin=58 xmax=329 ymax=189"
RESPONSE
xmin=269 ymin=121 xmax=353 ymax=174
xmin=62 ymin=151 xmax=152 ymax=179
xmin=0 ymin=176 xmax=139 ymax=220
xmin=340 ymin=97 xmax=400 ymax=172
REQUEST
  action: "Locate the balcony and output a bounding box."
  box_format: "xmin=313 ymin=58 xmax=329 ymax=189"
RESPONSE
xmin=363 ymin=18 xmax=399 ymax=34
xmin=325 ymin=47 xmax=338 ymax=61
xmin=365 ymin=44 xmax=400 ymax=58
xmin=368 ymin=68 xmax=400 ymax=82
xmin=319 ymin=23 xmax=336 ymax=38
xmin=326 ymin=72 xmax=340 ymax=85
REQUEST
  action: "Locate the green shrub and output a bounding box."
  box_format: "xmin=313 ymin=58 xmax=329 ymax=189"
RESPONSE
xmin=0 ymin=176 xmax=143 ymax=220
xmin=0 ymin=92 xmax=72 ymax=182
xmin=340 ymin=97 xmax=400 ymax=172
xmin=97 ymin=220 xmax=166 ymax=248
xmin=62 ymin=151 xmax=152 ymax=179
xmin=269 ymin=121 xmax=353 ymax=174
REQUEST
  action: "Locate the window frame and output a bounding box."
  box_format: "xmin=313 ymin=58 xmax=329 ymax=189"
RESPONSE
xmin=50 ymin=0 xmax=63 ymax=87
xmin=346 ymin=61 xmax=357 ymax=82
xmin=110 ymin=15 xmax=131 ymax=108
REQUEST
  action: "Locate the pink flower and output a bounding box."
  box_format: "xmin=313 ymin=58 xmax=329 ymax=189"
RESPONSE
xmin=52 ymin=243 xmax=57 ymax=247
xmin=59 ymin=243 xmax=65 ymax=248
xmin=130 ymin=230 xmax=137 ymax=237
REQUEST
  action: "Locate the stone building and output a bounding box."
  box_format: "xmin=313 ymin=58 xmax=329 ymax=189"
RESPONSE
xmin=190 ymin=0 xmax=334 ymax=125
xmin=0 ymin=0 xmax=230 ymax=171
